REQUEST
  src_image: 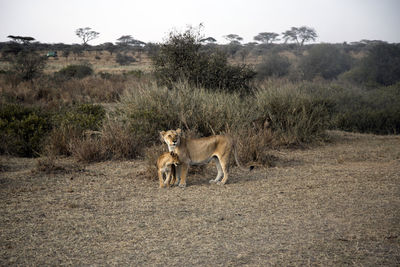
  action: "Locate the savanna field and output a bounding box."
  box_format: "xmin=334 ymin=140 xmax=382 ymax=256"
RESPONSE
xmin=1 ymin=33 xmax=400 ymax=265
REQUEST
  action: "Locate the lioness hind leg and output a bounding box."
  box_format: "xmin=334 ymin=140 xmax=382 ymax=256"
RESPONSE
xmin=210 ymin=157 xmax=223 ymax=184
xmin=218 ymin=155 xmax=230 ymax=185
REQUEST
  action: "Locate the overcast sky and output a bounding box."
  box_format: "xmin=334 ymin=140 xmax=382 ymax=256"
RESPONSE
xmin=1 ymin=0 xmax=399 ymax=45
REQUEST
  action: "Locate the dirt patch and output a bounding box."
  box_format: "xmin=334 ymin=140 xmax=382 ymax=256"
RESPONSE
xmin=1 ymin=131 xmax=399 ymax=265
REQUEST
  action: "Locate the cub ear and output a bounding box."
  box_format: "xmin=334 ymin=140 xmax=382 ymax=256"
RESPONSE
xmin=169 ymin=151 xmax=175 ymax=156
xmin=176 ymin=128 xmax=182 ymax=135
xmin=160 ymin=131 xmax=166 ymax=138
xmin=160 ymin=131 xmax=167 ymax=142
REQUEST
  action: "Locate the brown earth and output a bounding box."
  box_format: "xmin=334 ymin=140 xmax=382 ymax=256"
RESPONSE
xmin=1 ymin=131 xmax=399 ymax=266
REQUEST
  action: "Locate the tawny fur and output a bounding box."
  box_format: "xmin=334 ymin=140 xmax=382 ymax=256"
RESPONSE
xmin=160 ymin=128 xmax=253 ymax=187
xmin=156 ymin=151 xmax=180 ymax=188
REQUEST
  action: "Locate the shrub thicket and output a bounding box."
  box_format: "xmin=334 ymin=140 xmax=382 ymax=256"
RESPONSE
xmin=0 ymin=104 xmax=52 ymax=157
xmin=56 ymin=64 xmax=93 ymax=79
xmin=332 ymin=83 xmax=400 ymax=134
xmin=256 ymin=53 xmax=291 ymax=80
xmin=342 ymin=43 xmax=400 ymax=86
xmin=300 ymin=44 xmax=351 ymax=80
xmin=115 ymin=53 xmax=136 ymax=65
xmin=152 ymin=28 xmax=255 ymax=92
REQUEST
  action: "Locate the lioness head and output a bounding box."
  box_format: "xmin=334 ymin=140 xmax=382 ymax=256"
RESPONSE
xmin=160 ymin=128 xmax=182 ymax=151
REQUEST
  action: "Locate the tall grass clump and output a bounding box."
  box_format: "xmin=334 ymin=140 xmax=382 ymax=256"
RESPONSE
xmin=122 ymin=81 xmax=252 ymax=144
xmin=254 ymin=80 xmax=332 ymax=145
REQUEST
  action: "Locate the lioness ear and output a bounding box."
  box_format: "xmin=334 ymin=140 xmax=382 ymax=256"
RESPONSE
xmin=176 ymin=128 xmax=182 ymax=135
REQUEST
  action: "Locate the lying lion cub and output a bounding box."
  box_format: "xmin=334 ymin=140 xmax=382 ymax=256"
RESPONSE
xmin=157 ymin=151 xmax=180 ymax=188
xmin=160 ymin=128 xmax=253 ymax=187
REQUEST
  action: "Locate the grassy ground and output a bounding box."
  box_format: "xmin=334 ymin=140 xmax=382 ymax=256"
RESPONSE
xmin=1 ymin=131 xmax=399 ymax=266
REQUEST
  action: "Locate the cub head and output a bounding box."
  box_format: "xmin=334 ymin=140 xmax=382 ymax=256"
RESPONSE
xmin=160 ymin=128 xmax=182 ymax=151
xmin=169 ymin=151 xmax=180 ymax=165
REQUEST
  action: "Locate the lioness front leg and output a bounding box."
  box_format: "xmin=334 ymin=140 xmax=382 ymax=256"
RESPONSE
xmin=178 ymin=164 xmax=189 ymax=188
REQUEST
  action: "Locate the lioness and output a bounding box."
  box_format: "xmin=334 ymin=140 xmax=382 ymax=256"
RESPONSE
xmin=160 ymin=128 xmax=253 ymax=187
xmin=157 ymin=151 xmax=180 ymax=188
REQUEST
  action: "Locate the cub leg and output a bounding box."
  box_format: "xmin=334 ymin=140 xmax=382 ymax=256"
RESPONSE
xmin=164 ymin=168 xmax=172 ymax=187
xmin=158 ymin=170 xmax=165 ymax=188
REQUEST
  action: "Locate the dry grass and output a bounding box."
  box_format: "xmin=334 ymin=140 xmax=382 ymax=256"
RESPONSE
xmin=1 ymin=131 xmax=399 ymax=265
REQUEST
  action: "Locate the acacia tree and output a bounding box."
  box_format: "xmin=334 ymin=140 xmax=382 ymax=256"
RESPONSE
xmin=116 ymin=35 xmax=145 ymax=47
xmin=254 ymin=32 xmax=280 ymax=44
xmin=75 ymin=27 xmax=99 ymax=46
xmin=282 ymin=26 xmax=317 ymax=46
xmin=7 ymin=35 xmax=35 ymax=44
xmin=224 ymin=34 xmax=243 ymax=44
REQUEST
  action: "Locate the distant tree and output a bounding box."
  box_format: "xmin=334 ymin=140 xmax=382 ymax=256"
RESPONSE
xmin=224 ymin=34 xmax=243 ymax=44
xmin=101 ymin=42 xmax=116 ymax=55
xmin=116 ymin=35 xmax=146 ymax=47
xmin=62 ymin=49 xmax=70 ymax=62
xmin=7 ymin=35 xmax=35 ymax=44
xmin=282 ymin=26 xmax=317 ymax=46
xmin=9 ymin=51 xmax=47 ymax=82
xmin=70 ymin=44 xmax=84 ymax=59
xmin=254 ymin=32 xmax=279 ymax=44
xmin=75 ymin=27 xmax=99 ymax=46
xmin=200 ymin=37 xmax=217 ymax=44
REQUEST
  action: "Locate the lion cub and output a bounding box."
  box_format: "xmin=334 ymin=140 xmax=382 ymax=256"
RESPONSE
xmin=157 ymin=151 xmax=180 ymax=188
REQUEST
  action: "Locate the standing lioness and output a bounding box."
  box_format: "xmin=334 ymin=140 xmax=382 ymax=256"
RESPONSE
xmin=160 ymin=128 xmax=253 ymax=187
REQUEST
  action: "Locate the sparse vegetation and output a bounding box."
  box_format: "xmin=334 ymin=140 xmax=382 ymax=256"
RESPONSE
xmin=1 ymin=27 xmax=399 ymax=267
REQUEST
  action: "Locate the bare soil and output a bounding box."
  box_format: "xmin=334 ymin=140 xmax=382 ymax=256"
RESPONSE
xmin=1 ymin=131 xmax=399 ymax=266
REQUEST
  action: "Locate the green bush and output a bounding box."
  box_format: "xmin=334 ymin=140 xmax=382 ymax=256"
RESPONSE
xmin=45 ymin=104 xmax=106 ymax=156
xmin=256 ymin=53 xmax=291 ymax=80
xmin=0 ymin=104 xmax=52 ymax=157
xmin=343 ymin=43 xmax=400 ymax=86
xmin=5 ymin=51 xmax=47 ymax=84
xmin=115 ymin=53 xmax=136 ymax=65
xmin=300 ymin=44 xmax=351 ymax=80
xmin=152 ymin=28 xmax=255 ymax=92
xmin=254 ymin=82 xmax=332 ymax=144
xmin=56 ymin=64 xmax=93 ymax=79
xmin=332 ymin=83 xmax=400 ymax=134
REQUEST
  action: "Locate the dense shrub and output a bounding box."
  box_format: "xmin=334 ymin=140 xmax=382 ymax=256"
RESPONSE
xmin=5 ymin=51 xmax=47 ymax=84
xmin=254 ymin=81 xmax=333 ymax=144
xmin=44 ymin=104 xmax=106 ymax=156
xmin=115 ymin=53 xmax=136 ymax=65
xmin=152 ymin=28 xmax=255 ymax=92
xmin=343 ymin=43 xmax=400 ymax=86
xmin=300 ymin=44 xmax=351 ymax=80
xmin=256 ymin=53 xmax=291 ymax=80
xmin=122 ymin=81 xmax=331 ymax=154
xmin=56 ymin=64 xmax=93 ymax=79
xmin=332 ymin=83 xmax=400 ymax=134
xmin=0 ymin=104 xmax=52 ymax=157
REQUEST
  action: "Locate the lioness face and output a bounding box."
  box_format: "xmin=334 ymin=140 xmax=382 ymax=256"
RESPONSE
xmin=160 ymin=129 xmax=181 ymax=150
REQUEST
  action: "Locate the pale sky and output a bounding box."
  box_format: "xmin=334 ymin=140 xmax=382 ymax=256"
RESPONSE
xmin=0 ymin=0 xmax=399 ymax=45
